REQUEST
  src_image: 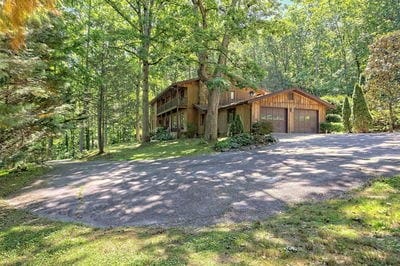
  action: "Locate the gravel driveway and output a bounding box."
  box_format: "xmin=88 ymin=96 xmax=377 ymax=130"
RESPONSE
xmin=7 ymin=133 xmax=400 ymax=227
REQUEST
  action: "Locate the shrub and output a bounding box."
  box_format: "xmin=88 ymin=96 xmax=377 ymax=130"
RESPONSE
xmin=352 ymin=83 xmax=372 ymax=133
xmin=320 ymin=122 xmax=344 ymax=133
xmin=151 ymin=127 xmax=173 ymax=141
xmin=326 ymin=114 xmax=342 ymax=123
xmin=253 ymin=134 xmax=277 ymax=145
xmin=228 ymin=115 xmax=244 ymax=136
xmin=321 ymin=95 xmax=347 ymax=115
xmin=251 ymin=121 xmax=273 ymax=135
xmin=214 ymin=133 xmax=276 ymax=151
xmin=186 ymin=123 xmax=197 ymax=138
xmin=342 ymin=96 xmax=352 ymax=133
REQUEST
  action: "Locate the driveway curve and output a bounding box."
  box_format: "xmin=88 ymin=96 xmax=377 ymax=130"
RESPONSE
xmin=7 ymin=133 xmax=400 ymax=227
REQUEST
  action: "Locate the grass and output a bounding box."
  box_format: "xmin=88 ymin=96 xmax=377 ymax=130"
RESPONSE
xmin=84 ymin=138 xmax=214 ymax=161
xmin=0 ymin=168 xmax=399 ymax=265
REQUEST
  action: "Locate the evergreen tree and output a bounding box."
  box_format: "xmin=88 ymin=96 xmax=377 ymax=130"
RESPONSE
xmin=352 ymin=83 xmax=372 ymax=133
xmin=228 ymin=115 xmax=244 ymax=136
xmin=342 ymin=97 xmax=352 ymax=133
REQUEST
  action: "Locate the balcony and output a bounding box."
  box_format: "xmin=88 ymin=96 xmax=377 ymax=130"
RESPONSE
xmin=157 ymin=97 xmax=188 ymax=115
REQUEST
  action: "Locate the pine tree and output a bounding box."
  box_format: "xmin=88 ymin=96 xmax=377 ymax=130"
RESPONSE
xmin=342 ymin=97 xmax=352 ymax=133
xmin=228 ymin=115 xmax=244 ymax=136
xmin=352 ymin=83 xmax=372 ymax=133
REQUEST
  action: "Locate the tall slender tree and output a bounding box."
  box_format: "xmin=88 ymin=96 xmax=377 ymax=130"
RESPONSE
xmin=352 ymin=83 xmax=372 ymax=133
xmin=342 ymin=97 xmax=352 ymax=133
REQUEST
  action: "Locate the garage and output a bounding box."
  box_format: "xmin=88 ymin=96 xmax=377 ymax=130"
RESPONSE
xmin=260 ymin=107 xmax=288 ymax=133
xmin=294 ymin=109 xmax=318 ymax=133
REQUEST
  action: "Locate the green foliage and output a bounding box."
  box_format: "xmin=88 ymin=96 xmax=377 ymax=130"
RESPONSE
xmin=365 ymin=30 xmax=400 ymax=132
xmin=326 ymin=114 xmax=342 ymax=123
xmin=228 ymin=115 xmax=244 ymax=137
xmin=321 ymin=95 xmax=348 ymax=115
xmin=320 ymin=122 xmax=344 ymax=133
xmin=251 ymin=121 xmax=273 ymax=135
xmin=0 ymin=14 xmax=69 ymax=167
xmin=185 ymin=123 xmax=197 ymax=138
xmin=253 ymin=134 xmax=277 ymax=145
xmin=151 ymin=128 xmax=173 ymax=141
xmin=214 ymin=133 xmax=254 ymax=151
xmin=342 ymin=97 xmax=352 ymax=133
xmin=214 ymin=132 xmax=276 ymax=152
xmin=352 ymin=83 xmax=373 ymax=133
xmin=206 ymin=77 xmax=231 ymax=91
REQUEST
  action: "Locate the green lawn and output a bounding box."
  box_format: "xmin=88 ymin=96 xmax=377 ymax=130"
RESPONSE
xmin=85 ymin=138 xmax=214 ymax=161
xmin=1 ymin=169 xmax=399 ymax=265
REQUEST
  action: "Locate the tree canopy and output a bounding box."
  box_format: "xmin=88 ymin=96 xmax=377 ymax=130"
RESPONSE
xmin=1 ymin=0 xmax=399 ymax=166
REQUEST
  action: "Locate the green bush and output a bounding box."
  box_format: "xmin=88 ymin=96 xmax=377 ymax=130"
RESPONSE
xmin=326 ymin=114 xmax=342 ymax=123
xmin=214 ymin=133 xmax=276 ymax=151
xmin=151 ymin=128 xmax=173 ymax=141
xmin=321 ymin=95 xmax=348 ymax=115
xmin=320 ymin=122 xmax=344 ymax=133
xmin=228 ymin=115 xmax=244 ymax=136
xmin=214 ymin=133 xmax=253 ymax=151
xmin=253 ymin=134 xmax=277 ymax=145
xmin=251 ymin=121 xmax=273 ymax=135
xmin=186 ymin=123 xmax=197 ymax=138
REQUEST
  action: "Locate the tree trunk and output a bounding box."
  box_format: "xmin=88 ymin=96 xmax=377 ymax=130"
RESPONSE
xmin=97 ymin=84 xmax=105 ymax=154
xmin=389 ymin=102 xmax=395 ymax=132
xmin=135 ymin=83 xmax=141 ymax=141
xmin=79 ymin=127 xmax=84 ymax=152
xmin=204 ymin=89 xmax=220 ymax=140
xmin=85 ymin=127 xmax=90 ymax=150
xmin=83 ymin=0 xmax=92 ymax=152
xmin=142 ymin=61 xmax=150 ymax=142
xmin=141 ymin=1 xmax=152 ymax=143
xmin=97 ymin=47 xmax=106 ymax=154
xmin=205 ymin=28 xmax=232 ymax=141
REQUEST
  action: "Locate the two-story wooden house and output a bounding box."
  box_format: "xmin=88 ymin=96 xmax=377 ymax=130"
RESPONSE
xmin=150 ymin=78 xmax=332 ymax=136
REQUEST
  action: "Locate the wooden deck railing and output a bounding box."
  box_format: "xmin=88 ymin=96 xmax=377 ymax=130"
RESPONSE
xmin=157 ymin=97 xmax=187 ymax=114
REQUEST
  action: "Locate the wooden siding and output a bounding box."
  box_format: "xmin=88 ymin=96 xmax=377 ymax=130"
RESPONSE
xmin=218 ymin=109 xmax=228 ymax=135
xmin=236 ymin=104 xmax=251 ymax=133
xmin=251 ymin=91 xmax=327 ymax=133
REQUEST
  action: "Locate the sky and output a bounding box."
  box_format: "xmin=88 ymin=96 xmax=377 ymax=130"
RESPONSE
xmin=280 ymin=0 xmax=293 ymax=5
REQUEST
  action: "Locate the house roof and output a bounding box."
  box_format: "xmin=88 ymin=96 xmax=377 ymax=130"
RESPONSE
xmin=247 ymin=88 xmax=334 ymax=108
xmin=150 ymin=78 xmax=199 ymax=104
xmin=194 ymin=87 xmax=334 ymax=111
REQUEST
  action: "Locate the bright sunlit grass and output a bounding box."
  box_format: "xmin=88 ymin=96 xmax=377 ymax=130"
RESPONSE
xmin=84 ymin=138 xmax=215 ymax=161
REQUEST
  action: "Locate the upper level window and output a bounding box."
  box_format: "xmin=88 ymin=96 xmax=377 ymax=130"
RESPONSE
xmin=288 ymin=92 xmax=294 ymax=101
xmin=230 ymin=91 xmax=235 ymax=100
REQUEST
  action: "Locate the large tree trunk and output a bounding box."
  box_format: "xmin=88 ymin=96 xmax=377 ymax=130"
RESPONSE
xmin=204 ymin=89 xmax=220 ymax=140
xmin=205 ymin=29 xmax=232 ymax=140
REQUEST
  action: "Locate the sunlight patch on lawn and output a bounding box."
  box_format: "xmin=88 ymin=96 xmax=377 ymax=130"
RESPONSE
xmin=85 ymin=138 xmax=215 ymax=161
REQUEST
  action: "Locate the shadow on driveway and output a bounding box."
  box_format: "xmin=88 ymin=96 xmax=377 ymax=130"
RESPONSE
xmin=7 ymin=133 xmax=400 ymax=227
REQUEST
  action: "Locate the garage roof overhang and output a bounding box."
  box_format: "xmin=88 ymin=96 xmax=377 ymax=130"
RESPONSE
xmin=247 ymin=88 xmax=335 ymax=108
